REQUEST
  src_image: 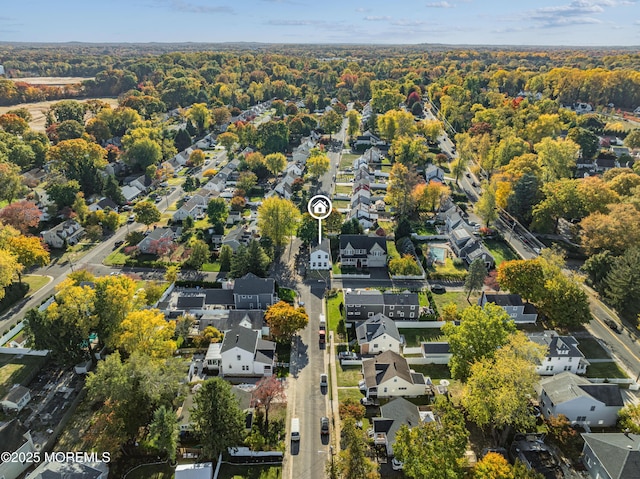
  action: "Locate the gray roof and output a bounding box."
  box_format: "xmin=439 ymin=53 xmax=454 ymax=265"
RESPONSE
xmin=582 ymin=433 xmax=640 ymax=479
xmin=27 ymin=460 xmax=108 ymax=479
xmin=539 ymin=372 xmax=623 ymax=407
xmin=234 ymin=273 xmax=275 ymax=295
xmin=382 ymin=291 xmax=419 ymax=307
xmin=363 ymin=350 xmax=414 ymax=387
xmin=221 ymin=326 xmax=259 ymax=354
xmin=204 ymin=289 xmax=234 ymax=306
xmin=339 ymin=235 xmax=387 ymax=254
xmin=529 ymin=332 xmax=585 ymax=359
xmin=345 ymin=289 xmax=385 ymax=306
xmin=422 ymin=342 xmax=450 ymax=355
xmin=143 ymin=227 xmax=174 ymax=242
xmin=374 ymin=397 xmax=421 ymax=449
xmin=483 ymin=293 xmax=524 ymax=307
xmin=356 ymin=314 xmax=401 ymax=344
xmin=177 ymin=295 xmax=205 ymax=309
xmin=312 ymin=238 xmax=331 ymax=255
xmin=2 ymin=385 xmax=30 ymax=403
xmin=0 ymin=419 xmax=30 ymax=456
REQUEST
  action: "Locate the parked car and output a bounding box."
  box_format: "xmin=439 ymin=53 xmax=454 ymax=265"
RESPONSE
xmin=338 ymin=351 xmax=358 ymax=360
xmin=127 ymin=215 xmax=135 ymax=223
xmin=391 ymin=459 xmax=404 ymax=471
xmin=114 ymin=240 xmax=124 ymax=248
xmin=320 ymin=416 xmax=329 ymax=436
xmin=360 ymin=397 xmax=379 ymax=407
xmin=320 ymin=374 xmax=328 ymax=388
xmin=430 ymin=284 xmax=446 ymax=294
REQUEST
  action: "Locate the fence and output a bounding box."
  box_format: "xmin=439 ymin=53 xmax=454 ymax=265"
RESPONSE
xmin=0 ymin=321 xmax=24 ymax=346
xmin=0 ymin=347 xmax=49 ymax=356
xmin=396 ymin=321 xmax=447 ymax=328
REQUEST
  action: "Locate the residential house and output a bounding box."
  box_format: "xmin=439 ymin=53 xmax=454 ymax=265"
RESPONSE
xmin=1 ymin=385 xmax=31 ymax=412
xmin=137 ymin=227 xmax=177 ymax=255
xmin=353 ymin=131 xmax=382 ymax=150
xmin=361 ymin=350 xmax=431 ymax=398
xmin=233 ymin=273 xmax=277 ymax=310
xmin=219 ymin=325 xmax=276 ymax=377
xmin=126 ymin=173 xmax=153 ymax=193
xmin=460 ymin=239 xmax=495 ymax=269
xmin=349 ymin=204 xmax=378 ymax=229
xmin=479 ymin=292 xmax=538 ymax=324
xmin=221 ymin=225 xmax=254 ymax=252
xmin=529 ymin=331 xmax=589 ymax=376
xmin=372 ymin=397 xmax=434 ymax=457
xmin=595 ymin=156 xmax=618 ymax=173
xmin=345 ymin=289 xmax=420 ymax=321
xmin=174 ymin=463 xmax=214 ymax=479
xmin=41 ymin=220 xmax=85 ymax=249
xmin=310 ymin=238 xmax=332 ymax=271
xmin=581 ymin=432 xmax=640 ymax=479
xmin=339 ymin=235 xmax=387 ymax=269
xmin=25 ymin=461 xmax=109 ymax=479
xmin=226 ymin=210 xmax=243 ymax=225
xmin=424 ymin=164 xmax=445 ymax=183
xmin=173 ymin=193 xmax=208 ymax=221
xmin=421 ymin=342 xmax=452 ymax=364
xmin=286 ymin=161 xmax=304 ymax=177
xmin=88 ymin=197 xmax=119 ymax=212
xmin=356 ymin=313 xmax=402 ymax=355
xmin=354 ymin=166 xmax=373 ymax=183
xmin=121 ymin=184 xmax=143 ymax=202
xmin=0 ymin=419 xmax=36 ymax=479
xmin=537 ymin=372 xmax=624 ymax=427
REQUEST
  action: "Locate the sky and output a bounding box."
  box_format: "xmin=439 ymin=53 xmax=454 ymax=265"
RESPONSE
xmin=0 ymin=0 xmax=638 ymax=45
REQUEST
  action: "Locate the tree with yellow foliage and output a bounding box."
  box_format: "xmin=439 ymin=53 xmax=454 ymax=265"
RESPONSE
xmin=116 ymin=309 xmax=176 ymax=359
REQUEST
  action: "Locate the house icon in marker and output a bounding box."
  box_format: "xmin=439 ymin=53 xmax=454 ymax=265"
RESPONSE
xmin=312 ymin=198 xmax=329 ymax=215
xmin=308 ymin=195 xmax=333 ymax=220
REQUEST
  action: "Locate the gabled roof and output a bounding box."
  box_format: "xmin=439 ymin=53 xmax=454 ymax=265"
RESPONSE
xmin=26 ymin=460 xmax=108 ymax=479
xmin=539 ymin=372 xmax=623 ymax=407
xmin=582 ymin=433 xmax=640 ymax=479
xmin=345 ymin=289 xmax=385 ymax=305
xmin=339 ymin=235 xmax=387 ymax=253
xmin=312 ymin=238 xmax=331 ymax=255
xmin=221 ymin=327 xmax=259 ymax=354
xmin=382 ymin=291 xmax=419 ymax=307
xmin=483 ymin=293 xmax=524 ymax=307
xmin=234 ymin=273 xmax=275 ymax=295
xmin=374 ymin=397 xmax=421 ymax=447
xmin=203 ymin=289 xmax=234 ymax=306
xmin=529 ymin=331 xmax=585 ymax=359
xmin=356 ymin=314 xmax=401 ymax=344
xmin=2 ymin=385 xmax=30 ymax=403
xmin=177 ymin=295 xmax=205 ymax=309
xmin=363 ymin=350 xmax=414 ymax=387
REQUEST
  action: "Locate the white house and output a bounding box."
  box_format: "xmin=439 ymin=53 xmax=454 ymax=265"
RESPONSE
xmin=529 ymin=331 xmax=590 ymax=376
xmin=41 ymin=220 xmax=84 ymax=249
xmin=121 ymin=184 xmax=143 ymax=202
xmin=372 ymin=398 xmax=435 ymax=457
xmin=219 ymin=325 xmax=276 ymax=377
xmin=339 ymin=235 xmax=387 ymax=268
xmin=356 ymin=314 xmax=402 ymax=355
xmin=0 ymin=419 xmax=36 ymax=479
xmin=175 ymin=462 xmax=213 ymax=479
xmin=137 ymin=227 xmax=177 ymax=255
xmin=173 ymin=193 xmax=208 ymax=221
xmin=537 ymin=372 xmax=624 ymax=427
xmin=1 ymin=385 xmax=31 ymax=412
xmin=25 ymin=460 xmax=109 ymax=479
xmin=310 ymin=238 xmax=332 ymax=271
xmin=361 ymin=350 xmax=431 ymax=399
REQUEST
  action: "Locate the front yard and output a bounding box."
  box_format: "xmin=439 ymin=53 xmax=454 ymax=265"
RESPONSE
xmin=585 ymin=362 xmax=628 ymax=379
xmin=577 ymin=338 xmax=611 ymax=360
xmin=430 ymin=291 xmax=479 ymax=314
xmin=484 ymin=239 xmax=518 ymax=266
xmin=428 ymin=257 xmax=467 ymax=281
xmin=336 ymin=365 xmax=362 ymax=387
xmin=399 ymin=328 xmax=445 ymax=347
xmin=326 ymin=291 xmax=345 ymax=334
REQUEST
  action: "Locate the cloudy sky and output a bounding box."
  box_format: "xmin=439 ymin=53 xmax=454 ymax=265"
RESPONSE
xmin=0 ymin=0 xmax=638 ymax=45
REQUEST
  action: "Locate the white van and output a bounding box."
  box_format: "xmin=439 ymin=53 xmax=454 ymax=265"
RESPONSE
xmin=291 ymin=418 xmax=300 ymax=441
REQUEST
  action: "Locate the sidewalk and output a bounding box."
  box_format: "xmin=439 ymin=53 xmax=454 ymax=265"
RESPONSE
xmin=328 ymin=330 xmax=341 ymax=447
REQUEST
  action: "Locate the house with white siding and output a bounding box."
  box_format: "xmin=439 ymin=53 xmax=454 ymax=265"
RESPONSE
xmin=529 ymin=331 xmax=589 ymax=376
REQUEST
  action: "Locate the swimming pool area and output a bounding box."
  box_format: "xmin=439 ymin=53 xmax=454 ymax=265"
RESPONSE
xmin=429 ymin=246 xmax=448 ymax=262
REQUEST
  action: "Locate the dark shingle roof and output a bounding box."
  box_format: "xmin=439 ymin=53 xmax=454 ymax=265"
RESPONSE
xmin=339 ymin=235 xmax=387 ymax=254
xmin=221 ymin=327 xmax=259 ymax=354
xmin=483 ymin=293 xmax=524 ymax=307
xmin=422 ymin=342 xmax=450 ymax=355
xmin=374 ymin=397 xmax=421 ymax=449
xmin=582 ymin=433 xmax=640 ymax=479
xmin=363 ymin=350 xmax=413 ymax=387
xmin=2 ymin=385 xmax=29 ymax=404
xmin=356 ymin=313 xmax=401 ymax=343
xmin=234 ymin=273 xmax=275 ymax=295
xmin=176 ymin=295 xmax=205 ymax=309
xmin=204 ymin=289 xmax=234 ymax=306
xmin=579 ymin=385 xmax=624 ymax=407
xmin=0 ymin=419 xmax=30 ymax=456
xmin=382 ymin=291 xmax=419 ymax=307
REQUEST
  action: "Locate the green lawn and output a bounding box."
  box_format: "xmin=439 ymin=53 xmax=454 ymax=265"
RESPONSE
xmin=103 ymin=248 xmax=128 ymax=266
xmin=126 ymin=463 xmax=174 ymax=479
xmin=326 ymin=292 xmax=344 ymax=333
xmin=167 ymin=177 xmax=183 ymax=186
xmin=217 ymin=465 xmax=282 ymax=479
xmin=408 ymin=363 xmax=452 ymax=380
xmin=339 ymin=153 xmax=360 ymax=170
xmin=399 ymin=328 xmax=445 ymax=347
xmin=0 ymin=355 xmax=47 ymax=398
xmin=380 ymin=165 xmax=392 ymax=173
xmin=387 ymin=241 xmax=400 ymax=260
xmin=577 ymin=338 xmax=611 ymax=360
xmin=430 ymin=291 xmax=478 ymax=314
xmin=334 ymin=185 xmax=352 ymax=195
xmin=585 ymin=362 xmax=628 ymax=379
xmin=484 ymin=239 xmax=519 ymax=266
xmin=22 ymin=275 xmax=50 ymax=295
xmin=377 ymin=220 xmax=395 ymax=233
xmin=418 ymin=292 xmax=429 ymax=307
xmin=338 ymin=388 xmax=364 ymax=404
xmin=429 ymin=258 xmax=467 ymax=280
xmin=201 ymin=262 xmax=221 ymax=272
xmin=336 ymin=365 xmax=362 ymax=387
xmin=332 ymin=199 xmax=350 ymax=209
xmin=194 ymin=218 xmax=210 ymax=229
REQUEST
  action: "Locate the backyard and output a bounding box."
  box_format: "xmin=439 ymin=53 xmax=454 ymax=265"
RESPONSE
xmin=0 ymin=354 xmax=47 ymax=398
xmin=585 ymin=362 xmax=628 ymax=379
xmin=399 ymin=328 xmax=445 ymax=347
xmin=407 ymin=363 xmax=452 ymax=380
xmin=428 ymin=257 xmax=467 ymax=281
xmin=484 ymin=239 xmax=518 ymax=266
xmin=339 ymin=153 xmax=360 ymax=170
xmin=430 ymin=291 xmax=479 ymax=313
xmin=326 ymin=292 xmax=345 ymax=334
xmin=336 ymin=364 xmax=362 ymax=387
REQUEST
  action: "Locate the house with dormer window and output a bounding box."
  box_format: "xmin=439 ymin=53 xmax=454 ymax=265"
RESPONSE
xmin=529 ymin=331 xmax=590 ymax=376
xmin=339 ymin=235 xmax=387 ymax=268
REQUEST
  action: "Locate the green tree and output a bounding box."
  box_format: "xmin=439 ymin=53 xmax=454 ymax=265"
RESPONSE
xmin=307 ymin=149 xmax=330 ymax=178
xmin=506 ymin=173 xmax=541 ymax=227
xmin=497 ymin=259 xmax=547 ymax=303
xmin=189 ymin=149 xmax=206 ymax=168
xmin=264 ymin=153 xmax=287 ymax=177
xmin=125 ymin=137 xmax=162 ymax=170
xmin=390 ymin=136 xmax=429 ymax=166
xmin=394 ymin=396 xmax=469 ymax=479
xmin=188 ymin=103 xmax=210 ymax=134
xmin=346 ymin=110 xmax=360 ymax=139
xmin=618 ymin=403 xmax=640 ymax=434
xmin=465 ymin=258 xmax=488 ymax=301
xmin=475 ymin=181 xmax=498 ymax=227
xmin=567 ymin=127 xmax=599 ymax=159
xmin=133 ymin=201 xmax=161 ymax=228
xmin=149 ymin=405 xmax=179 ymax=461
xmin=386 ymin=162 xmax=420 ymax=218
xmin=320 ymin=109 xmax=342 ymax=139
xmin=219 ymin=245 xmax=233 ymax=272
xmin=442 ymin=303 xmax=516 ymax=381
xmin=535 ymin=137 xmax=579 ymax=183
xmin=207 ymin=197 xmax=229 ymax=224
xmin=49 ymin=100 xmax=87 ymax=124
xmin=0 ymin=249 xmax=22 ymax=301
xmin=217 ymin=132 xmax=239 ymax=151
xmin=47 ymin=138 xmax=107 ymax=196
xmin=72 ymin=192 xmax=89 ymax=223
xmin=389 ymin=254 xmax=422 ymax=276
xmin=186 ymin=238 xmax=210 ymax=270
xmin=192 ymin=378 xmax=246 ymax=460
xmin=265 ymin=301 xmax=309 ymax=343
xmin=336 ymin=417 xmax=380 ymax=479
xmin=605 ymin=247 xmax=640 ymax=318
xmin=624 ymin=129 xmax=640 ymax=150
xmin=237 ymin=171 xmax=258 ymax=193
xmin=0 ymin=161 xmax=26 ymax=204
xmin=174 ymin=129 xmax=192 ymax=152
xmin=257 ymin=120 xmax=289 ymax=154
xmin=257 ymin=197 xmax=301 ymax=251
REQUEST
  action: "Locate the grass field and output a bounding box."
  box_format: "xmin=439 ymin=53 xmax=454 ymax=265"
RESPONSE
xmin=429 ymin=258 xmax=468 ymax=280
xmin=217 ymin=465 xmax=282 ymax=479
xmin=334 ymin=185 xmax=352 ymax=195
xmin=339 ymin=153 xmax=360 ymax=170
xmin=326 ymin=292 xmax=344 ymax=334
xmin=577 ymin=338 xmax=611 ymax=360
xmin=336 ymin=365 xmax=362 ymax=387
xmin=126 ymin=463 xmax=174 ymax=479
xmin=103 ymin=248 xmax=128 ymax=266
xmin=408 ymin=363 xmax=452 ymax=380
xmin=399 ymin=328 xmax=445 ymax=347
xmin=0 ymin=355 xmax=47 ymax=398
xmin=586 ymin=362 xmax=628 ymax=379
xmin=387 ymin=241 xmax=400 ymax=260
xmin=338 ymin=388 xmax=364 ymax=403
xmin=201 ymin=262 xmax=221 ymax=272
xmin=484 ymin=239 xmax=519 ymax=266
xmin=430 ymin=291 xmax=478 ymax=314
xmin=22 ymin=275 xmax=51 ymax=295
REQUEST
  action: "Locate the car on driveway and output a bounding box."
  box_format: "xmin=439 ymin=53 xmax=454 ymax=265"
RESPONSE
xmin=320 ymin=416 xmax=329 ymax=436
xmin=391 ymin=459 xmax=404 ymax=471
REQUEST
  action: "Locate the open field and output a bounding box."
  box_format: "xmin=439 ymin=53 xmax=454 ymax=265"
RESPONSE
xmin=0 ymin=97 xmax=119 ymax=131
xmin=10 ymin=77 xmax=93 ymax=85
xmin=430 ymin=291 xmax=479 ymax=313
